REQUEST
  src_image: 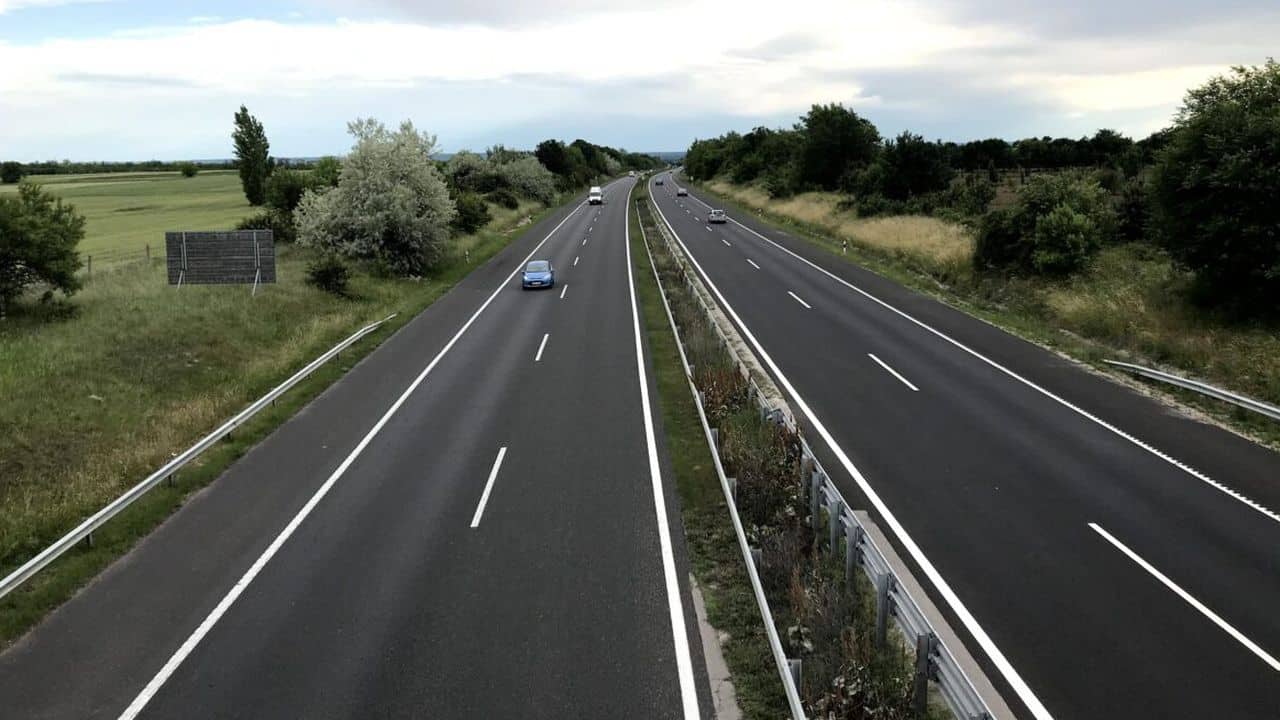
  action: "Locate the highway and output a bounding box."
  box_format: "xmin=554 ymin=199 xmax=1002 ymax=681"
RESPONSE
xmin=651 ymin=173 xmax=1280 ymax=719
xmin=0 ymin=177 xmax=711 ymax=719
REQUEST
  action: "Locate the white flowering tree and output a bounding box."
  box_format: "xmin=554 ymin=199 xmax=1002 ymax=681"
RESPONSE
xmin=297 ymin=119 xmax=455 ymax=276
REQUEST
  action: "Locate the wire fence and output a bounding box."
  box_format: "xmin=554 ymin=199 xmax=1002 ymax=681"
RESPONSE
xmin=79 ymin=245 xmax=160 ymax=277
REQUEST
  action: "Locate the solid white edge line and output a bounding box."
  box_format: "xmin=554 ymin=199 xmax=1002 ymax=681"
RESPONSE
xmin=116 ymin=189 xmax=600 ymax=720
xmin=678 ymin=178 xmax=1280 ymax=527
xmin=1088 ymin=523 xmax=1280 ymax=672
xmin=650 ymin=183 xmax=1053 ymax=720
xmin=625 ymin=182 xmax=701 ymax=718
xmin=559 ymin=284 xmax=568 ymax=299
xmin=868 ymin=353 xmax=920 ymax=392
xmin=746 ymin=259 xmax=760 ymax=270
xmin=534 ymin=333 xmax=550 ymax=363
xmin=470 ymin=447 xmax=508 ymax=528
xmin=786 ymin=290 xmax=811 ymax=309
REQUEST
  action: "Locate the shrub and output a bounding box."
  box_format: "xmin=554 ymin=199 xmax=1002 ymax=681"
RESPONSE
xmin=973 ymin=209 xmax=1023 ymax=271
xmin=265 ymin=169 xmax=317 ymax=213
xmin=296 ymin=118 xmax=455 ymax=276
xmin=1032 ymin=204 xmax=1101 ymax=275
xmin=495 ymin=156 xmax=556 ymax=203
xmin=975 ymin=172 xmax=1115 ymax=276
xmin=178 ymin=162 xmax=198 ymax=178
xmin=1116 ymin=178 xmax=1149 ymax=242
xmin=0 ymin=161 xmax=22 ymax=184
xmin=487 ymin=188 xmax=519 ymax=210
xmin=1151 ymin=59 xmax=1280 ymax=315
xmin=236 ymin=209 xmax=296 ymax=244
xmin=0 ymin=183 xmax=85 ymax=316
xmin=451 ymin=192 xmax=491 ymax=234
xmin=311 ymin=156 xmax=342 ymax=187
xmin=305 ymin=254 xmax=351 ymax=296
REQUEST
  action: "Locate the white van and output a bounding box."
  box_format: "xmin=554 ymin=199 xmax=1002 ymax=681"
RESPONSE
xmin=588 ymin=186 xmax=603 ymax=205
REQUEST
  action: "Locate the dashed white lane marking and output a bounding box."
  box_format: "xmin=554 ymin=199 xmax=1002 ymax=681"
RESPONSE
xmin=470 ymin=447 xmax=508 ymax=528
xmin=574 ymin=256 xmax=580 ymax=266
xmin=534 ymin=333 xmax=549 ymax=363
xmin=747 ymin=259 xmax=760 ymax=270
xmin=868 ymin=353 xmax=920 ymax=392
xmin=559 ymin=284 xmax=568 ymax=299
xmin=787 ymin=291 xmax=811 ymax=309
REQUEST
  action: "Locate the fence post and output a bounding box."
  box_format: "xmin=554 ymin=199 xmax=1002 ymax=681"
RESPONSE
xmin=87 ymin=255 xmax=91 ymax=276
xmin=913 ymin=632 xmax=937 ymax=716
xmin=875 ymin=572 xmax=890 ymax=649
xmin=145 ymin=244 xmax=151 ymax=263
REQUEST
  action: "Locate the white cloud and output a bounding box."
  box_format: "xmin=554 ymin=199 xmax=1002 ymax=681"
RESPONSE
xmin=0 ymin=0 xmax=1272 ymax=159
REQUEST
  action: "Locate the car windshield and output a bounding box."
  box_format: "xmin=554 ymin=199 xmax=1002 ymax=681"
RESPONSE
xmin=711 ymin=210 xmax=724 ymax=216
xmin=525 ymin=261 xmax=550 ymax=273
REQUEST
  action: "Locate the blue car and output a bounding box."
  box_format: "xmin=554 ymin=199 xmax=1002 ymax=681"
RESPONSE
xmin=521 ymin=260 xmax=555 ymax=290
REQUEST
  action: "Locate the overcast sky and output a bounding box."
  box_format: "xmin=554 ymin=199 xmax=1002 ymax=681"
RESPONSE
xmin=1 ymin=0 xmax=1275 ymax=161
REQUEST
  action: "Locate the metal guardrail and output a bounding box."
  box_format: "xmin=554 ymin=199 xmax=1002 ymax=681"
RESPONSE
xmin=1104 ymin=360 xmax=1280 ymax=422
xmin=636 ymin=201 xmax=807 ymax=719
xmin=0 ymin=313 xmax=398 ymax=601
xmin=641 ymin=195 xmax=995 ymax=720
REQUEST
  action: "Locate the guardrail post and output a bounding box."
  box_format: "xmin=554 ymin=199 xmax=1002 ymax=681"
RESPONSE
xmin=787 ymin=658 xmax=802 ymax=692
xmin=913 ymin=632 xmax=937 ymax=716
xmin=828 ymin=497 xmax=844 ymax=551
xmin=728 ymin=477 xmax=737 ymax=504
xmin=166 ymin=473 xmax=174 ymax=488
xmin=85 ymin=532 xmax=94 ymax=549
xmin=874 ymin=572 xmax=890 ymax=649
xmin=750 ymin=546 xmax=762 ymax=569
xmin=710 ymin=428 xmax=719 ymax=449
xmin=845 ymin=522 xmax=860 ymax=583
xmin=809 ymin=472 xmax=821 ymax=530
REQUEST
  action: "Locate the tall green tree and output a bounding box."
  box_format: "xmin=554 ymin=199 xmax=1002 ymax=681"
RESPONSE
xmin=0 ymin=183 xmax=85 ymax=317
xmin=879 ymin=131 xmax=954 ymax=200
xmin=1151 ymin=59 xmax=1280 ymax=314
xmin=1 ymin=161 xmax=22 ymax=184
xmin=796 ymin=103 xmax=880 ymax=190
xmin=232 ymin=105 xmax=273 ymax=206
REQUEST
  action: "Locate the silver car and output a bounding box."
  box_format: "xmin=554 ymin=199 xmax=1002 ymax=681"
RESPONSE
xmin=708 ymin=209 xmax=727 ymax=224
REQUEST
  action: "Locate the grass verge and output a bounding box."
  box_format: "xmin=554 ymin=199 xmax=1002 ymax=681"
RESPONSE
xmin=692 ymin=179 xmax=1280 ymax=448
xmin=632 ymin=187 xmax=933 ymax=718
xmin=0 ymin=198 xmax=559 ymax=646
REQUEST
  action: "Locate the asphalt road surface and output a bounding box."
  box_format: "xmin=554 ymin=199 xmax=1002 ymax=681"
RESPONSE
xmin=0 ymin=177 xmax=711 ymax=720
xmin=651 ymin=172 xmax=1280 ymax=719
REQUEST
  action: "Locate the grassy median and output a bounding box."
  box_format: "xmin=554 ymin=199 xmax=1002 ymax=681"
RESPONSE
xmin=0 ymin=196 xmax=556 ymax=646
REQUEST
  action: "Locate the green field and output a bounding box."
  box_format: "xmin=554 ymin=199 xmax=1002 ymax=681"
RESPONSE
xmin=0 ymin=185 xmax=552 ymax=644
xmin=0 ymin=171 xmax=250 ymax=258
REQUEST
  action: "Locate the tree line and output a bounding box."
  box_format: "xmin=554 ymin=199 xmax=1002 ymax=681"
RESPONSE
xmin=682 ymin=59 xmax=1280 ymax=318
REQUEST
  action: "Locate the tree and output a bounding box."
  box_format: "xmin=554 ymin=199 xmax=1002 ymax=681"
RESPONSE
xmin=796 ymin=103 xmax=880 ymax=190
xmin=1151 ymin=59 xmax=1280 ymax=314
xmin=1 ymin=162 xmax=23 ymax=184
xmin=232 ymin=105 xmax=272 ymax=206
xmin=178 ymin=162 xmax=199 ymax=178
xmin=296 ymin=119 xmax=455 ymax=276
xmin=879 ymin=131 xmax=954 ymax=200
xmin=451 ymin=192 xmax=491 ymax=234
xmin=312 ymin=156 xmax=342 ymax=187
xmin=0 ymin=183 xmax=85 ymax=317
xmin=265 ymin=169 xmax=318 ymax=213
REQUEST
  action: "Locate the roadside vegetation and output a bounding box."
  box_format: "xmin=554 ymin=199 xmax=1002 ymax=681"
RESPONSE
xmin=683 ymin=60 xmax=1280 ymax=445
xmin=633 ymin=188 xmax=934 ymax=718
